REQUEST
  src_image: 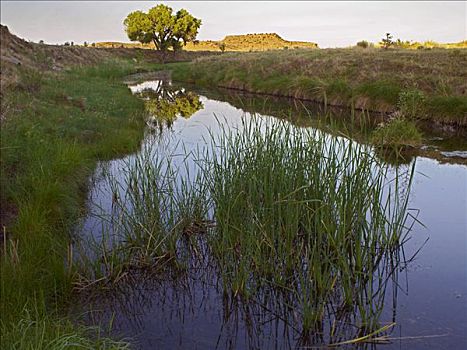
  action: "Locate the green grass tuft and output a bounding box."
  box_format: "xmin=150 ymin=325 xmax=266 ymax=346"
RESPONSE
xmin=371 ymin=118 xmax=423 ymax=148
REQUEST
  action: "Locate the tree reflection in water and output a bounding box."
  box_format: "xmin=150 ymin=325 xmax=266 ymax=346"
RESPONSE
xmin=130 ymin=80 xmax=203 ymax=132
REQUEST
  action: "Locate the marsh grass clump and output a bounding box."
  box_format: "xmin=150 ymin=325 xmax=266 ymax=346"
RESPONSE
xmin=75 ymin=145 xmax=211 ymax=288
xmin=205 ymin=117 xmax=413 ymax=336
xmin=79 ymin=116 xmax=414 ymax=342
xmin=371 ymin=117 xmax=423 ymax=149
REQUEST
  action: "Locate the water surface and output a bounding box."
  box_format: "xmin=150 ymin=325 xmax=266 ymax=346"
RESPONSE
xmin=76 ymin=80 xmax=467 ymax=349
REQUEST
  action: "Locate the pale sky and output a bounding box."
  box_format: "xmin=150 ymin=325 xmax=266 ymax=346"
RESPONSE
xmin=1 ymin=1 xmax=466 ymax=48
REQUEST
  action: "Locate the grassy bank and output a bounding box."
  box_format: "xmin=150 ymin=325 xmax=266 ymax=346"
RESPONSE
xmin=167 ymin=48 xmax=467 ymax=126
xmin=0 ymin=60 xmax=148 ymax=348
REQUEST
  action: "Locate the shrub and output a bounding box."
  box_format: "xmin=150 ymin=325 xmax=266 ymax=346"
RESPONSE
xmin=397 ymin=89 xmax=426 ymax=119
xmin=356 ymin=40 xmax=369 ymax=48
xmin=394 ymin=39 xmax=412 ymax=48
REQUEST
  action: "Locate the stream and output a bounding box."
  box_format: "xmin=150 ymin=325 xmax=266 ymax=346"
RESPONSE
xmin=75 ymin=79 xmax=466 ymax=350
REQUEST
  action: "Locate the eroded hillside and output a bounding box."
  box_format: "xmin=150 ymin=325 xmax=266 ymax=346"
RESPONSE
xmin=96 ymin=33 xmax=318 ymax=52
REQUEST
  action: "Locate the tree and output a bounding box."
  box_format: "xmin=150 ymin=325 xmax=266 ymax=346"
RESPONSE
xmin=218 ymin=43 xmax=226 ymax=53
xmin=381 ymin=33 xmax=393 ymax=49
xmin=124 ymin=4 xmax=201 ymax=52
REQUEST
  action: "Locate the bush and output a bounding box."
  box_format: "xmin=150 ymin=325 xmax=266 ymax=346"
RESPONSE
xmin=397 ymin=89 xmax=426 ymax=119
xmin=371 ymin=117 xmax=422 ymax=148
xmin=356 ymin=40 xmax=369 ymax=48
xmin=394 ymin=39 xmax=412 ymax=49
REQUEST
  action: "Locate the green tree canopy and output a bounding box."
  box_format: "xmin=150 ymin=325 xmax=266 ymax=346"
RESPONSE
xmin=124 ymin=4 xmax=201 ymax=51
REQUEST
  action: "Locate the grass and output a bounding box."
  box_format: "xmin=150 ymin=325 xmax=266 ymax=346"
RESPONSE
xmin=1 ymin=52 xmax=420 ymax=346
xmin=74 ymin=140 xmax=211 ymax=289
xmin=79 ymin=116 xmax=416 ymax=344
xmin=2 ymin=305 xmax=129 ymax=350
xmin=165 ymin=48 xmax=467 ymax=125
xmin=371 ymin=118 xmax=423 ymax=148
xmin=206 ymin=118 xmax=413 ymax=337
xmin=1 ymin=59 xmax=148 ymax=348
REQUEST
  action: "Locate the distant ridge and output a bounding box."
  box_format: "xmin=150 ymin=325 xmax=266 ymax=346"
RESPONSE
xmin=96 ymin=33 xmax=318 ymax=52
xmin=216 ymin=33 xmax=318 ymax=51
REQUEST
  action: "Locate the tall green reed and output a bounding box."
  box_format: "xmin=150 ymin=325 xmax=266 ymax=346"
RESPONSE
xmin=77 ymin=116 xmax=415 ymax=341
xmin=204 ymin=117 xmax=414 ymax=335
xmin=75 ymin=142 xmax=210 ymax=288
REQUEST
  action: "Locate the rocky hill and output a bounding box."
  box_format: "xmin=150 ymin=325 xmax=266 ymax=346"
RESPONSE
xmin=219 ymin=33 xmax=318 ymax=51
xmin=96 ymin=33 xmax=318 ymax=52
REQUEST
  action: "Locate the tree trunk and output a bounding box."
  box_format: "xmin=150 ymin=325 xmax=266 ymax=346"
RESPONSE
xmin=153 ymin=39 xmax=167 ymax=63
